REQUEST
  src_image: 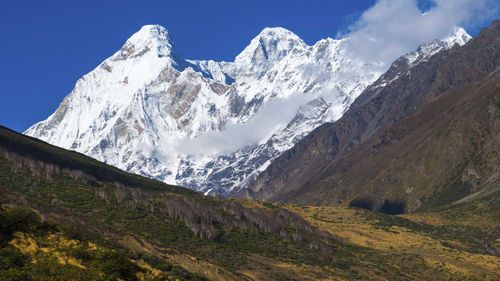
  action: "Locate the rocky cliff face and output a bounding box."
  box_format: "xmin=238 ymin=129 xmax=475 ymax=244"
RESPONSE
xmin=25 ymin=24 xmax=469 ymax=195
xmin=246 ymin=21 xmax=500 ymax=212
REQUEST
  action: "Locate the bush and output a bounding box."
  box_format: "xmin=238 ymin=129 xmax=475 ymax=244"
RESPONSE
xmin=0 ymin=246 xmax=29 ymax=270
xmin=0 ymin=268 xmax=33 ymax=281
xmin=0 ymin=207 xmax=44 ymax=241
xmin=93 ymin=250 xmax=140 ymax=281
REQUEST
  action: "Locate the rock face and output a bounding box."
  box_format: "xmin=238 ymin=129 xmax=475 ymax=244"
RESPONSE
xmin=25 ymin=24 xmax=469 ymax=195
xmin=246 ymin=21 xmax=500 ymax=213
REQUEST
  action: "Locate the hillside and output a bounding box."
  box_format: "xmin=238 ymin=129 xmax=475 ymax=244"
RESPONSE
xmin=0 ymin=125 xmax=341 ymax=280
xmin=0 ymin=206 xmax=204 ymax=281
xmin=1 ymin=125 xmax=499 ymax=280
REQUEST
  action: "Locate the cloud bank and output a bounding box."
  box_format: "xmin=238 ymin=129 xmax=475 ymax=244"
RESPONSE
xmin=174 ymin=92 xmax=324 ymax=155
xmin=342 ymin=0 xmax=499 ymax=65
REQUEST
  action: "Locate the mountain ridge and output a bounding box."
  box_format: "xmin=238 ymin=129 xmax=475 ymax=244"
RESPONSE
xmin=244 ymin=20 xmax=500 ymax=212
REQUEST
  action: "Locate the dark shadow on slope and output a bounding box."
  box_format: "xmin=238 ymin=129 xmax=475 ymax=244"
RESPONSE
xmin=348 ymin=197 xmax=376 ymax=211
xmin=349 ymin=197 xmax=406 ymax=215
xmin=379 ymin=199 xmax=406 ymax=215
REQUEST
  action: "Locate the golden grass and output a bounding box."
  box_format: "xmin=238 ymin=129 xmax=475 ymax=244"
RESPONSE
xmin=9 ymin=231 xmax=86 ymax=269
xmin=240 ymin=254 xmax=345 ymax=281
xmin=121 ymin=234 xmax=243 ymax=281
xmin=134 ymin=259 xmax=166 ymax=281
xmin=403 ymin=211 xmax=496 ymax=230
xmin=8 ymin=231 xmax=176 ymax=280
xmin=287 ymin=205 xmax=500 ymax=280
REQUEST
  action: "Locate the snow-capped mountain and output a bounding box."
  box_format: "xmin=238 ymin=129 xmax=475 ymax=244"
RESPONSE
xmin=25 ymin=25 xmax=470 ymax=195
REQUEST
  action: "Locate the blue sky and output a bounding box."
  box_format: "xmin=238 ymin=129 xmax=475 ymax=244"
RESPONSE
xmin=0 ymin=0 xmax=497 ymax=132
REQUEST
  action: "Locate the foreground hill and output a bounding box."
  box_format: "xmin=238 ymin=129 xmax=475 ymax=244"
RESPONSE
xmin=1 ymin=125 xmax=499 ymax=280
xmin=246 ymin=20 xmax=500 ymax=215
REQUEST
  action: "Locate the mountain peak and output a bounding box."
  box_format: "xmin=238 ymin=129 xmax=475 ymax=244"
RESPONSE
xmin=257 ymin=27 xmax=302 ymax=40
xmin=442 ymin=27 xmax=471 ymax=48
xmin=235 ymin=27 xmax=305 ymax=64
xmin=400 ymin=27 xmax=471 ymax=67
xmin=233 ymin=27 xmax=306 ymax=79
xmin=128 ymin=24 xmax=171 ymax=43
xmin=115 ymin=24 xmax=174 ymax=60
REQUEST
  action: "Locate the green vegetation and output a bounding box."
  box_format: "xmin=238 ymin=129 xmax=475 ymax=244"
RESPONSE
xmin=0 ymin=125 xmax=344 ymax=274
xmin=0 ymin=159 xmax=326 ymax=265
xmin=0 ymin=138 xmax=345 ymax=281
xmin=0 ymin=126 xmax=498 ymax=280
xmin=0 ymin=206 xmax=205 ymax=281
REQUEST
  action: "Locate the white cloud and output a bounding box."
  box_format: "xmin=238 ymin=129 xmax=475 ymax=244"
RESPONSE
xmin=342 ymin=0 xmax=499 ymax=65
xmin=174 ymin=92 xmax=324 ymax=155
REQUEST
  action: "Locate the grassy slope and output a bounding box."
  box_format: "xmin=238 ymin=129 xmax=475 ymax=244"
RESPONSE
xmin=0 ymin=206 xmax=203 ymax=281
xmin=0 ymin=126 xmax=390 ymax=280
xmin=287 ymin=201 xmax=500 ymax=280
xmin=1 ymin=125 xmax=499 ymax=280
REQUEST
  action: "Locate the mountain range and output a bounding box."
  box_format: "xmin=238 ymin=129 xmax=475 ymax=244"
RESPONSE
xmin=25 ymin=24 xmax=470 ymax=196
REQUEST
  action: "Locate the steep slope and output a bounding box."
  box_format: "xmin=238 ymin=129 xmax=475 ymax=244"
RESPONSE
xmin=0 ymin=125 xmax=341 ymax=280
xmin=2 ymin=125 xmax=499 ymax=280
xmin=246 ymin=20 xmax=500 ymax=212
xmin=25 ymin=25 xmax=469 ymax=195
